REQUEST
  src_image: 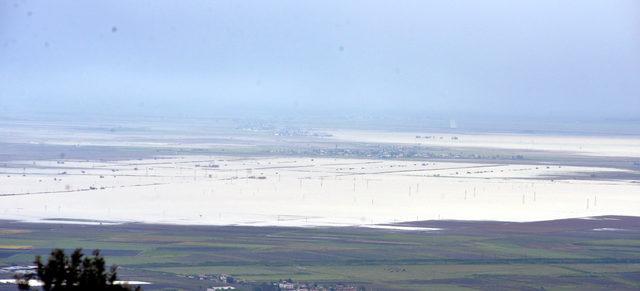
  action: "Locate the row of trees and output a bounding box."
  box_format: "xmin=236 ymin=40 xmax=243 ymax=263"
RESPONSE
xmin=15 ymin=249 xmax=140 ymax=291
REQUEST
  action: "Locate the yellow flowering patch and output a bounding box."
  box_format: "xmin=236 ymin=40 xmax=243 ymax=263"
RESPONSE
xmin=0 ymin=245 xmax=32 ymax=250
xmin=0 ymin=229 xmax=30 ymax=235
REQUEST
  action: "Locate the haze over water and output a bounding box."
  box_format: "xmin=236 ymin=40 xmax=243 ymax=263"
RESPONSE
xmin=1 ymin=0 xmax=639 ymax=123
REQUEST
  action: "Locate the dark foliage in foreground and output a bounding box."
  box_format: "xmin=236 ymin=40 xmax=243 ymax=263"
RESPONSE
xmin=15 ymin=248 xmax=140 ymax=291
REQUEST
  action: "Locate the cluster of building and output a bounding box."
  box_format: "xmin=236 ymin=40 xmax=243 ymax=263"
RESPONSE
xmin=415 ymin=135 xmax=459 ymax=140
xmin=238 ymin=124 xmax=332 ymax=138
xmin=178 ymin=273 xmax=237 ymax=284
xmin=272 ymin=280 xmax=361 ymax=291
xmin=187 ymin=274 xmax=362 ymax=291
xmin=267 ymin=144 xmax=503 ymax=160
xmin=273 ymin=128 xmax=332 ymax=138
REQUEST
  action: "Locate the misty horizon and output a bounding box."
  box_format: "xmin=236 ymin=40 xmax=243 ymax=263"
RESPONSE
xmin=1 ymin=0 xmax=639 ymax=121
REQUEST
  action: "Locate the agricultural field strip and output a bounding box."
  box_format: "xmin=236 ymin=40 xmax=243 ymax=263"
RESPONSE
xmin=0 ymin=182 xmax=169 ymax=197
xmin=285 ymin=164 xmax=506 ymax=177
xmin=0 ymin=159 xmax=384 ymax=176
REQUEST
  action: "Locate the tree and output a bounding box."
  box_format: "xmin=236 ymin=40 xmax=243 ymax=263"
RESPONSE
xmin=16 ymin=248 xmax=141 ymax=291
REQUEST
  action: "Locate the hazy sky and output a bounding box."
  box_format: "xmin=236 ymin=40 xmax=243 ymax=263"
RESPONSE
xmin=1 ymin=0 xmax=639 ymax=119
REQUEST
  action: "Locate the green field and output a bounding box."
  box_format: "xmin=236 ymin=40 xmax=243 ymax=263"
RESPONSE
xmin=1 ymin=217 xmax=640 ymax=290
